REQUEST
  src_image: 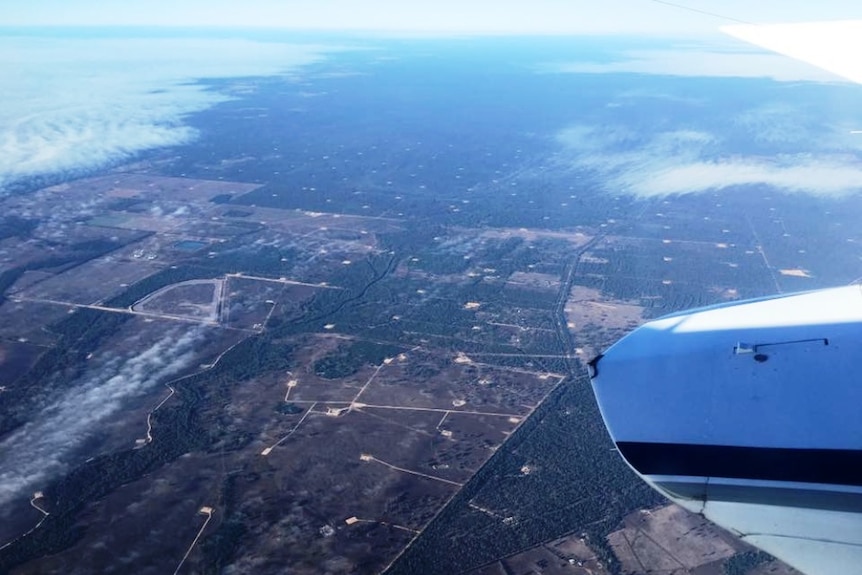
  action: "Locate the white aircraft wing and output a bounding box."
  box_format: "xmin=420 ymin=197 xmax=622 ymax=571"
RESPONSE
xmin=589 ymin=285 xmax=862 ymax=575
xmin=723 ymin=20 xmax=862 ymax=86
xmin=588 ymin=19 xmax=862 ymax=575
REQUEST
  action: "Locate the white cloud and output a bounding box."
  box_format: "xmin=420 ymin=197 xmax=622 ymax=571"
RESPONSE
xmin=0 ymin=35 xmax=345 ymax=191
xmin=555 ymin=125 xmax=862 ymax=197
xmin=543 ymin=44 xmax=842 ymax=83
xmin=0 ymin=327 xmax=202 ymax=508
xmin=733 ymin=103 xmax=812 ymax=145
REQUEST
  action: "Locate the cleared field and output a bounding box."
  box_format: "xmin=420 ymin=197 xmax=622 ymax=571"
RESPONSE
xmin=133 ymin=279 xmax=222 ymax=322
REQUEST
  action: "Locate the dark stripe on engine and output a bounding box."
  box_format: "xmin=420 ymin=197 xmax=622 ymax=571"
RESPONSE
xmin=655 ymin=480 xmax=862 ymax=512
xmin=617 ymin=442 xmax=862 ymax=487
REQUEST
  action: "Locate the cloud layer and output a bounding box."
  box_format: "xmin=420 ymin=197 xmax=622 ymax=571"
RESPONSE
xmin=0 ymin=34 xmax=341 ymax=190
xmin=542 ymin=41 xmax=843 ymax=83
xmin=543 ymin=37 xmax=862 ymax=198
xmin=0 ymin=327 xmax=202 ymax=508
xmin=556 ymin=124 xmax=862 ymax=198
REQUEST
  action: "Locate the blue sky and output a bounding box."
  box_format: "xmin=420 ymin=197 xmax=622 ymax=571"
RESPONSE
xmin=3 ymin=0 xmax=862 ymax=36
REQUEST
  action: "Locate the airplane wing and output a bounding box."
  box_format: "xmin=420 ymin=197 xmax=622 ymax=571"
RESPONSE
xmin=723 ymin=20 xmax=862 ymax=86
xmin=589 ymin=285 xmax=862 ymax=575
xmin=588 ymin=18 xmax=862 ymax=575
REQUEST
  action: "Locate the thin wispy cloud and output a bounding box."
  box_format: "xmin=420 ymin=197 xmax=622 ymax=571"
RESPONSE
xmin=0 ymin=326 xmax=202 ymax=508
xmin=733 ymin=103 xmax=814 ymax=146
xmin=0 ymin=35 xmax=345 ymax=191
xmin=555 ymin=124 xmax=862 ymax=198
xmin=543 ymin=43 xmax=842 ymax=83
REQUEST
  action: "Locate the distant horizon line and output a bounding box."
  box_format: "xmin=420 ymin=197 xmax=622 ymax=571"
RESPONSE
xmin=2 ymin=19 xmax=858 ymax=33
xmin=0 ymin=23 xmax=735 ymax=40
